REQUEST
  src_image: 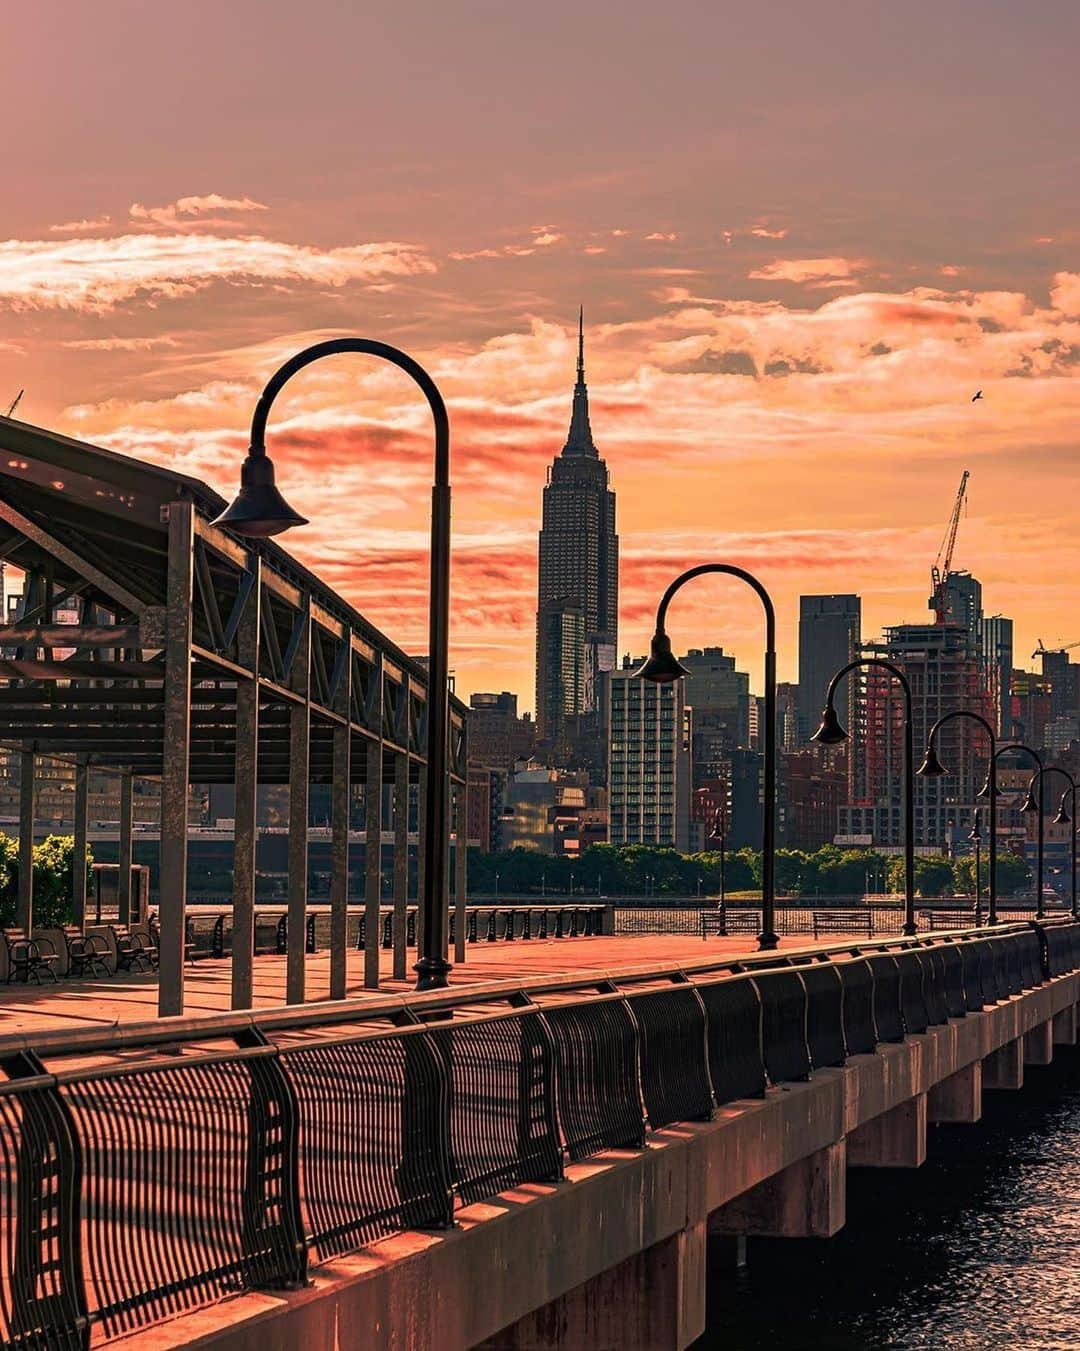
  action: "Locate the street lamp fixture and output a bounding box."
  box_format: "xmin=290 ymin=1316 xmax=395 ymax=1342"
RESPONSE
xmin=990 ymin=743 xmax=1045 ymax=919
xmin=812 ymin=657 xmax=916 ymax=936
xmin=212 ymin=338 xmax=454 ymax=991
xmin=968 ymin=810 xmax=983 ymax=925
xmin=637 ymin=562 xmax=779 ymax=950
xmin=1026 ymin=764 xmax=1078 ymax=918
xmin=917 ymin=709 xmax=998 ymax=925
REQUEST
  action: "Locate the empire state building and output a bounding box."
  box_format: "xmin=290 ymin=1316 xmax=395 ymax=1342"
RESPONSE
xmin=535 ymin=312 xmax=619 ymax=750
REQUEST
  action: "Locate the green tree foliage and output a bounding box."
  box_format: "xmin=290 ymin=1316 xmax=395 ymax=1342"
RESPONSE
xmin=951 ymin=850 xmax=1030 ymax=897
xmin=0 ymin=834 xmax=93 ymax=929
xmin=470 ymin=842 xmax=901 ymax=898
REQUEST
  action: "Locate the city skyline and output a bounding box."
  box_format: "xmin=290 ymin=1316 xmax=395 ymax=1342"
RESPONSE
xmin=2 ymin=3 xmax=1079 ymax=708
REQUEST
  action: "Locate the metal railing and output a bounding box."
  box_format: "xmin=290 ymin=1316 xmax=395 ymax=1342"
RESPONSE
xmin=163 ymin=903 xmax=610 ymax=961
xmin=0 ymin=918 xmax=1077 ymax=1348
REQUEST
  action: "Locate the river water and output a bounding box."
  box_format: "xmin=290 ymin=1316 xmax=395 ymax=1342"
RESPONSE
xmin=697 ymin=1047 xmax=1080 ymax=1350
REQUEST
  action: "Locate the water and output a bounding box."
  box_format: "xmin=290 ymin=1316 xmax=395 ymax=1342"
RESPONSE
xmin=697 ymin=1048 xmax=1080 ymax=1350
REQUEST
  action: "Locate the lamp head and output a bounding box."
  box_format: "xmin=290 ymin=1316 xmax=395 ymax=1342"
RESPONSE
xmin=634 ymin=631 xmax=689 ymax=684
xmin=211 ymin=450 xmax=309 ymax=538
xmin=1054 ymin=799 xmax=1072 ymax=826
xmin=976 ymin=775 xmax=992 ymax=800
xmin=811 ymin=703 xmax=848 ymax=746
xmin=916 ymin=744 xmax=947 ymax=778
xmin=1020 ymin=785 xmax=1040 ymax=814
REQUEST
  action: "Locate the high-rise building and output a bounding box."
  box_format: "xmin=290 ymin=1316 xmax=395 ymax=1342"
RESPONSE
xmin=798 ymin=595 xmax=861 ymax=743
xmin=941 ymin=571 xmax=983 ymax=651
xmin=467 ymin=691 xmax=536 ymax=773
xmin=535 ymin=312 xmax=618 ymax=750
xmin=840 ymin=621 xmax=992 ymax=847
xmin=1036 ymin=647 xmax=1078 ymax=721
xmin=608 ymin=656 xmax=692 ymax=850
xmin=680 ymin=646 xmax=751 ymax=776
xmin=1009 ymin=669 xmax=1053 ymax=747
xmin=981 ymin=615 xmax=1014 ymax=736
xmin=535 ymin=601 xmax=585 ymax=756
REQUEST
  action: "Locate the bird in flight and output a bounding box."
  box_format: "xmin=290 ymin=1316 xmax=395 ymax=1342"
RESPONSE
xmin=971 ymin=390 xmax=983 ymax=402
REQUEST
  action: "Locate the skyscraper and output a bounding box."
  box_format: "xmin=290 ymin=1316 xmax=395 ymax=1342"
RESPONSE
xmin=535 ymin=312 xmax=618 ymax=750
xmin=608 ymin=656 xmax=692 ymax=851
xmin=797 ymin=595 xmax=861 ymax=742
xmin=982 ymin=615 xmax=1014 ymax=736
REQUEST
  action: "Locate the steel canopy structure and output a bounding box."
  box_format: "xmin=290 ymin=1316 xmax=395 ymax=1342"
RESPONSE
xmin=0 ymin=415 xmax=468 ymax=1015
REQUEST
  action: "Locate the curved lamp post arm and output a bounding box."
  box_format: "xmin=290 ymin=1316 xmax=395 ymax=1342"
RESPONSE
xmin=823 ymin=656 xmax=911 ymax=708
xmin=247 ymin=337 xmax=449 ymax=483
xmin=1028 ymin=764 xmax=1077 ymax=917
xmin=645 ymin=562 xmax=777 ymax=951
xmin=653 ymin=562 xmax=775 ymax=649
xmin=990 ymin=742 xmax=1045 ymax=920
xmin=820 ymin=656 xmax=916 ymax=936
xmin=923 ymin=709 xmax=998 ymax=926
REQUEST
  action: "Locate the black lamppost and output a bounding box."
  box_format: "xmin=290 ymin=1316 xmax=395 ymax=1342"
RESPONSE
xmin=212 ymin=338 xmax=454 ymax=991
xmin=812 ymin=657 xmax=916 ymax=936
xmin=917 ymin=710 xmax=998 ymax=925
xmin=1025 ymin=765 xmax=1077 ymax=917
xmin=985 ymin=743 xmax=1044 ymax=918
xmin=968 ymin=811 xmax=983 ymax=925
xmin=710 ymin=806 xmax=727 ymax=936
xmin=636 ymin=563 xmax=779 ymax=950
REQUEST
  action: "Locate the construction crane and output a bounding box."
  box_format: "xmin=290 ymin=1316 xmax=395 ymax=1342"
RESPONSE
xmin=3 ymin=389 xmax=23 ymax=418
xmin=1032 ymin=638 xmax=1080 ymax=660
xmin=929 ymin=470 xmax=970 ymax=623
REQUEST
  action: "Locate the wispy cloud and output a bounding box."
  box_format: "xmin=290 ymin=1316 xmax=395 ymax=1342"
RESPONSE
xmin=0 ymin=233 xmax=436 ymax=312
xmin=749 ymin=256 xmax=866 ymax=287
xmin=128 ymin=193 xmax=268 ymax=228
xmin=49 ymin=216 xmax=113 ymax=234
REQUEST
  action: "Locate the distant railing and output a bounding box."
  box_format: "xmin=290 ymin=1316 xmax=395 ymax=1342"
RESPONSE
xmin=161 ymin=903 xmax=610 ymax=961
xmin=614 ymin=901 xmax=1073 ymax=938
xmin=0 ymin=918 xmax=1077 ymax=1348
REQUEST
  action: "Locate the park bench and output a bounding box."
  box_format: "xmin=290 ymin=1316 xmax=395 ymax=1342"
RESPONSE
xmin=2 ymin=928 xmax=59 ymax=984
xmin=812 ymin=909 xmax=874 ymax=939
xmin=919 ymin=908 xmax=978 ymax=932
xmin=60 ymin=925 xmax=111 ymax=978
xmin=700 ymin=909 xmax=727 ymax=938
xmin=112 ymin=925 xmax=155 ymax=974
xmin=702 ymin=908 xmax=759 ymax=937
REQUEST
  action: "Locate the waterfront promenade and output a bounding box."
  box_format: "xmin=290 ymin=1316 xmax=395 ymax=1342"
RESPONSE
xmin=3 ymin=920 xmax=1077 ymax=1351
xmin=0 ymin=930 xmax=809 ymax=1035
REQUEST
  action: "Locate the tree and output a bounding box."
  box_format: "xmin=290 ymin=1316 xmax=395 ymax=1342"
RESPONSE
xmin=0 ymin=833 xmax=92 ymax=929
xmin=912 ymin=855 xmax=953 ymax=898
xmin=953 ymin=850 xmax=1030 ymax=897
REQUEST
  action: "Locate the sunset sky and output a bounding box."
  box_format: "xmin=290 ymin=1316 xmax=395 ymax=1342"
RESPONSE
xmin=4 ymin=1 xmax=1079 ymax=705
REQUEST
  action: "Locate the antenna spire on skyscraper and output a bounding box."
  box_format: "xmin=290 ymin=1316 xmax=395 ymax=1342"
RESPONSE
xmin=562 ymin=307 xmax=596 ymax=456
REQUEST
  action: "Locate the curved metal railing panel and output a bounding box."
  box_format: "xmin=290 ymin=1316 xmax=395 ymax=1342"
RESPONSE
xmin=625 ymin=987 xmax=713 ymax=1128
xmin=694 ymin=975 xmax=766 ymax=1104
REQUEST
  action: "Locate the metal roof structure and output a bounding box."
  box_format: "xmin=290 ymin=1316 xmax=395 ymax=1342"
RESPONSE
xmin=0 ymin=415 xmax=467 ymax=784
xmin=0 ymin=414 xmax=469 ymax=1015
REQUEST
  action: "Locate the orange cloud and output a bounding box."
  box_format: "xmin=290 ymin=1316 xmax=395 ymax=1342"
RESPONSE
xmin=749 ymin=257 xmax=866 ymax=287
xmin=128 ymin=193 xmax=268 ymax=228
xmin=0 ymin=233 xmax=436 ymax=312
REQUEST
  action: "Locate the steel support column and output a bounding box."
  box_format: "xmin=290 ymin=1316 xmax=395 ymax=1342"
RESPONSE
xmin=117 ymin=772 xmax=133 ymax=926
xmin=415 ymin=764 xmax=427 ymax=958
xmin=159 ymin=500 xmax=194 ymax=1017
xmin=286 ymin=600 xmax=311 ymax=1006
xmin=364 ymin=737 xmax=383 ymax=989
xmin=329 ymin=652 xmax=352 ymax=1001
xmin=392 ymin=753 xmax=409 ymax=980
xmin=72 ymin=759 xmax=88 ymax=928
xmin=17 ymin=750 xmax=34 ymax=932
xmin=231 ymin=559 xmax=260 ymax=1010
xmin=454 ymin=781 xmax=467 ymax=965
